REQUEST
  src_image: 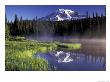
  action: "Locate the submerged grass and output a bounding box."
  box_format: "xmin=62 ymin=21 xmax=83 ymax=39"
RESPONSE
xmin=5 ymin=37 xmax=81 ymax=71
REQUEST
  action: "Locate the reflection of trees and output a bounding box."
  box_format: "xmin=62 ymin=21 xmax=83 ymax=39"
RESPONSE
xmin=85 ymin=55 xmax=105 ymax=65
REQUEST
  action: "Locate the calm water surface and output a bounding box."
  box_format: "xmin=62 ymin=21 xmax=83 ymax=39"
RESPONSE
xmin=36 ymin=51 xmax=106 ymax=71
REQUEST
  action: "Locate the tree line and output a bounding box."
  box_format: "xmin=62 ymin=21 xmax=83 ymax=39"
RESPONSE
xmin=6 ymin=12 xmax=106 ymax=38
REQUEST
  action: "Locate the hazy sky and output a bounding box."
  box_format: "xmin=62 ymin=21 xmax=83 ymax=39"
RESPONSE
xmin=5 ymin=5 xmax=106 ymax=22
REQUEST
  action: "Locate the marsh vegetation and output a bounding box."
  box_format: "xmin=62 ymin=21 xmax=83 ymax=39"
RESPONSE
xmin=5 ymin=37 xmax=81 ymax=71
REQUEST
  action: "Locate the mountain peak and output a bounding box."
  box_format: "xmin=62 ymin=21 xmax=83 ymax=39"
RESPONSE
xmin=56 ymin=9 xmax=74 ymax=14
xmin=39 ymin=9 xmax=86 ymax=21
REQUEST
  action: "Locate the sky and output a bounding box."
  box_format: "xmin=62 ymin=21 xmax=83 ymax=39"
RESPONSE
xmin=5 ymin=5 xmax=106 ymax=22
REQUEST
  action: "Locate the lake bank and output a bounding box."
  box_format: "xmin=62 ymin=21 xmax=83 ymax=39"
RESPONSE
xmin=5 ymin=37 xmax=106 ymax=71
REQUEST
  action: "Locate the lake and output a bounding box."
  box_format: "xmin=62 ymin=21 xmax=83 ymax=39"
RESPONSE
xmin=34 ymin=38 xmax=106 ymax=71
xmin=27 ymin=36 xmax=106 ymax=71
xmin=36 ymin=50 xmax=105 ymax=71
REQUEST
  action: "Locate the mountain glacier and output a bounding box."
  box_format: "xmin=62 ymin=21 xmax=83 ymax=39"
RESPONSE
xmin=39 ymin=9 xmax=87 ymax=21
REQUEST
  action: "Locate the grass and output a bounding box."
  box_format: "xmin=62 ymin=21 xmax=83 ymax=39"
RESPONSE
xmin=64 ymin=43 xmax=81 ymax=50
xmin=5 ymin=37 xmax=81 ymax=71
xmin=57 ymin=43 xmax=81 ymax=50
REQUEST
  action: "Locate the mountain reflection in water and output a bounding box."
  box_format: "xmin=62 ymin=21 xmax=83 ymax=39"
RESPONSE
xmin=36 ymin=51 xmax=106 ymax=71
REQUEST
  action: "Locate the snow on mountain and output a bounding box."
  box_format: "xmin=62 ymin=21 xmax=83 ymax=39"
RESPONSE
xmin=39 ymin=9 xmax=87 ymax=21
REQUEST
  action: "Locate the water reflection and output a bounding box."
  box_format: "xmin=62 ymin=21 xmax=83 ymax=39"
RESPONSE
xmin=36 ymin=51 xmax=106 ymax=71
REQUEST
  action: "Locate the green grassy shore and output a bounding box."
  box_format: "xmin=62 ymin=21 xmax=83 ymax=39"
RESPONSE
xmin=5 ymin=37 xmax=81 ymax=71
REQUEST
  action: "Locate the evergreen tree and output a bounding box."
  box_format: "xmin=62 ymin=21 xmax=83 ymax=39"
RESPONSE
xmin=5 ymin=15 xmax=10 ymax=39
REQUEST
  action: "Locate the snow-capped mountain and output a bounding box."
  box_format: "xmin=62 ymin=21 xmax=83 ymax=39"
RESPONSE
xmin=39 ymin=9 xmax=87 ymax=21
